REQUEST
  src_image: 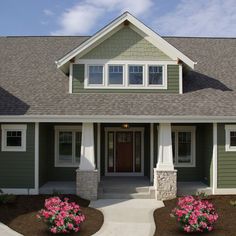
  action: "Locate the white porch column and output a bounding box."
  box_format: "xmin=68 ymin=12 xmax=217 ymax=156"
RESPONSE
xmin=154 ymin=123 xmax=177 ymax=200
xmin=156 ymin=123 xmax=174 ymax=170
xmin=76 ymin=123 xmax=98 ymax=200
xmin=80 ymin=123 xmax=95 ymax=170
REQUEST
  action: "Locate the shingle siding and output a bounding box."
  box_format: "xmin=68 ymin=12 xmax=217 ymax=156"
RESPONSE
xmin=0 ymin=123 xmax=35 ymax=188
xmin=80 ymin=27 xmax=171 ymax=60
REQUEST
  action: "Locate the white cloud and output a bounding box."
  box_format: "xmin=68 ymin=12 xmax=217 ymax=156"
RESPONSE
xmin=43 ymin=9 xmax=54 ymax=16
xmin=154 ymin=0 xmax=236 ymax=37
xmin=51 ymin=0 xmax=153 ymax=35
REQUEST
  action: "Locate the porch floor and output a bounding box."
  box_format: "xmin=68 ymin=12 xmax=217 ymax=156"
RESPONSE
xmin=177 ymin=182 xmax=212 ymax=196
xmin=39 ymin=181 xmax=76 ymax=194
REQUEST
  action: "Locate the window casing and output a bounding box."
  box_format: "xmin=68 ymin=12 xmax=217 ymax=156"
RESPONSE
xmin=225 ymin=125 xmax=236 ymax=151
xmin=82 ymin=60 xmax=169 ymax=89
xmin=1 ymin=124 xmax=27 ymax=152
xmin=55 ymin=126 xmax=82 ymax=167
xmin=172 ymin=126 xmax=196 ymax=167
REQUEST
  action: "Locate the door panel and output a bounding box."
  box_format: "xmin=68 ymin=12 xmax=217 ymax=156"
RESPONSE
xmin=116 ymin=132 xmax=133 ymax=172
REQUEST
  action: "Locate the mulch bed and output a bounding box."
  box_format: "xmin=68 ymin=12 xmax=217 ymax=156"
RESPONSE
xmin=0 ymin=195 xmax=103 ymax=236
xmin=154 ymin=195 xmax=236 ymax=236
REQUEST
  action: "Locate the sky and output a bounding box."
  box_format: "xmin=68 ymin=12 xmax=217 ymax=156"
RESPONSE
xmin=0 ymin=0 xmax=235 ymax=37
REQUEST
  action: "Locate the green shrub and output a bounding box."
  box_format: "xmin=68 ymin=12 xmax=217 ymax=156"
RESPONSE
xmin=0 ymin=192 xmax=16 ymax=204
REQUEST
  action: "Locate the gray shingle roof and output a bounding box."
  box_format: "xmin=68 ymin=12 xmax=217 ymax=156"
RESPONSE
xmin=0 ymin=36 xmax=236 ymax=117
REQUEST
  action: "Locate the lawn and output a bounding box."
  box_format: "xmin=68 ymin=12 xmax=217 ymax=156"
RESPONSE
xmin=0 ymin=195 xmax=103 ymax=236
xmin=154 ymin=195 xmax=236 ymax=236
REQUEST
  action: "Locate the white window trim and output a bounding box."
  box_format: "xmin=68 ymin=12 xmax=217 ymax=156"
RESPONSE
xmin=107 ymin=64 xmax=125 ymax=87
xmin=86 ymin=64 xmax=105 ymax=86
xmin=80 ymin=60 xmax=171 ymax=89
xmin=1 ymin=124 xmax=27 ymax=152
xmin=225 ymin=125 xmax=236 ymax=151
xmin=54 ymin=126 xmax=82 ymax=167
xmin=172 ymin=126 xmax=196 ymax=168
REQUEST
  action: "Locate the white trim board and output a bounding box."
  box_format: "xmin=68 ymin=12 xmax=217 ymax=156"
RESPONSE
xmin=2 ymin=115 xmax=236 ymax=123
xmin=56 ymin=12 xmax=195 ymax=69
xmin=1 ymin=188 xmax=38 ymax=195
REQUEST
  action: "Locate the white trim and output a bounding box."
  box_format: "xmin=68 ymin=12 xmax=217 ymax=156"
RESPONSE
xmin=212 ymin=123 xmax=218 ymax=194
xmin=179 ymin=64 xmax=183 ymax=94
xmin=1 ymin=124 xmax=27 ymax=152
xmin=214 ymin=188 xmax=236 ymax=194
xmin=69 ymin=63 xmax=73 ymax=93
xmin=2 ymin=115 xmax=236 ymax=123
xmin=225 ymin=125 xmax=236 ymax=151
xmin=104 ymin=127 xmax=145 ymax=176
xmin=0 ymin=188 xmax=37 ymax=195
xmin=54 ymin=125 xmax=82 ymax=167
xmin=172 ymin=126 xmax=196 ymax=168
xmin=150 ymin=123 xmax=154 ymax=182
xmin=80 ymin=60 xmax=168 ymax=89
xmin=56 ymin=12 xmax=195 ymax=69
xmin=34 ymin=122 xmax=39 ymax=194
xmin=97 ymin=123 xmax=101 ymax=181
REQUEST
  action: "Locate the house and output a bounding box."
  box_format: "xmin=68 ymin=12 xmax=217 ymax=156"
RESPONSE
xmin=0 ymin=12 xmax=236 ymax=200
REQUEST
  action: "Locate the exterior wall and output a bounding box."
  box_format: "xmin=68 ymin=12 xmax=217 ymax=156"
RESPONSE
xmin=80 ymin=26 xmax=171 ymax=60
xmin=154 ymin=123 xmax=213 ymax=184
xmin=39 ymin=123 xmax=97 ymax=187
xmin=72 ymin=64 xmax=179 ymax=93
xmin=0 ymin=123 xmax=35 ymax=188
xmin=100 ymin=123 xmax=150 ymax=177
xmin=217 ymin=123 xmax=236 ymax=188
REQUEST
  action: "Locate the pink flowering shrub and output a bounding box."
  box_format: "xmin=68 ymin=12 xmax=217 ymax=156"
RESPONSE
xmin=171 ymin=196 xmax=218 ymax=233
xmin=37 ymin=197 xmax=85 ymax=234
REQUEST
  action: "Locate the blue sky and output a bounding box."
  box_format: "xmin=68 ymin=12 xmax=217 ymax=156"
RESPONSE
xmin=0 ymin=0 xmax=235 ymax=37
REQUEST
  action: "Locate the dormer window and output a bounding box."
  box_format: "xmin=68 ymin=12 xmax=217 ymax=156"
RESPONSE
xmin=88 ymin=65 xmax=104 ymax=85
xmin=108 ymin=65 xmax=124 ymax=85
xmin=128 ymin=65 xmax=144 ymax=85
xmin=148 ymin=65 xmax=163 ymax=85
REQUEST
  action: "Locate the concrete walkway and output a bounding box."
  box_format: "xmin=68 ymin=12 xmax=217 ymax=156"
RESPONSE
xmin=90 ymin=199 xmax=164 ymax=236
xmin=0 ymin=222 xmax=22 ymax=236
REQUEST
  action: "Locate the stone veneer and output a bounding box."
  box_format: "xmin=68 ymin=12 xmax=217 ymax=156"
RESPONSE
xmin=76 ymin=169 xmax=98 ymax=200
xmin=154 ymin=168 xmax=177 ymax=200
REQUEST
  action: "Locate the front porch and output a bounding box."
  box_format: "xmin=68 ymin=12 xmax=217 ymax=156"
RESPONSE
xmin=38 ymin=122 xmax=214 ymax=200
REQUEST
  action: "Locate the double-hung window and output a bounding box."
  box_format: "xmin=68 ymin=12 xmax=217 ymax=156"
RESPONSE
xmin=55 ymin=126 xmax=82 ymax=167
xmin=148 ymin=65 xmax=164 ymax=85
xmin=172 ymin=126 xmax=196 ymax=167
xmin=1 ymin=124 xmax=27 ymax=152
xmin=225 ymin=125 xmax=236 ymax=151
xmin=128 ymin=65 xmax=144 ymax=85
xmin=108 ymin=65 xmax=124 ymax=85
xmin=88 ymin=65 xmax=104 ymax=85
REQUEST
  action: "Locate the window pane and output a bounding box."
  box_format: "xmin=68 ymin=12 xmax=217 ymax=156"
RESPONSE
xmin=149 ymin=66 xmax=163 ymax=85
xmin=178 ymin=132 xmax=191 ymax=163
xmin=59 ymin=132 xmax=72 ymax=163
xmin=6 ymin=131 xmax=22 ymax=147
xmin=75 ymin=132 xmax=82 ymax=163
xmin=109 ymin=65 xmax=123 ymax=85
xmin=88 ymin=66 xmax=103 ymax=84
xmin=129 ymin=66 xmax=143 ymax=85
xmin=230 ymin=131 xmax=236 ymax=146
xmin=108 ymin=132 xmax=114 ymax=172
xmin=135 ymin=132 xmax=141 ymax=172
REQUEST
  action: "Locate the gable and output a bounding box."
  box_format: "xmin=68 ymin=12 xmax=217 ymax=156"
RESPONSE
xmin=80 ymin=26 xmax=171 ymax=60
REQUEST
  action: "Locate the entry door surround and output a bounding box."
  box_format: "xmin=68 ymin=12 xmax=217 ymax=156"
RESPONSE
xmin=105 ymin=127 xmax=144 ymax=176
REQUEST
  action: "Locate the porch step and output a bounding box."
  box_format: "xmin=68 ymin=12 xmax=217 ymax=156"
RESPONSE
xmin=98 ymin=192 xmax=154 ymax=199
xmin=102 ymin=186 xmax=150 ymax=194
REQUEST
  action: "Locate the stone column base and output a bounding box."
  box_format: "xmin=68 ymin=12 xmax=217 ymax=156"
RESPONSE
xmin=154 ymin=168 xmax=177 ymax=200
xmin=76 ymin=169 xmax=98 ymax=200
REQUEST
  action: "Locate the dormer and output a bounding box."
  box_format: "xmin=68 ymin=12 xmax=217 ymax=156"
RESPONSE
xmin=56 ymin=12 xmax=196 ymax=94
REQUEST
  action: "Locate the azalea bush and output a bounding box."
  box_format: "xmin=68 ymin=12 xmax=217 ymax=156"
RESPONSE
xmin=171 ymin=195 xmax=218 ymax=233
xmin=37 ymin=196 xmax=85 ymax=234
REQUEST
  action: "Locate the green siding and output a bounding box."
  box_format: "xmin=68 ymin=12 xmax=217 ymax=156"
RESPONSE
xmin=217 ymin=123 xmax=236 ymax=188
xmin=0 ymin=123 xmax=35 ymax=188
xmin=81 ymin=26 xmax=171 ymax=60
xmin=72 ymin=64 xmax=179 ymax=93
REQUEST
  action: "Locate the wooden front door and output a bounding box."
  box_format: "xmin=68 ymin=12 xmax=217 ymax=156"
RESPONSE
xmin=116 ymin=132 xmax=133 ymax=172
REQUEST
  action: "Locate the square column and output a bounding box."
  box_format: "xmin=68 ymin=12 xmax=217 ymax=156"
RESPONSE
xmin=154 ymin=123 xmax=177 ymax=200
xmin=76 ymin=123 xmax=98 ymax=200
